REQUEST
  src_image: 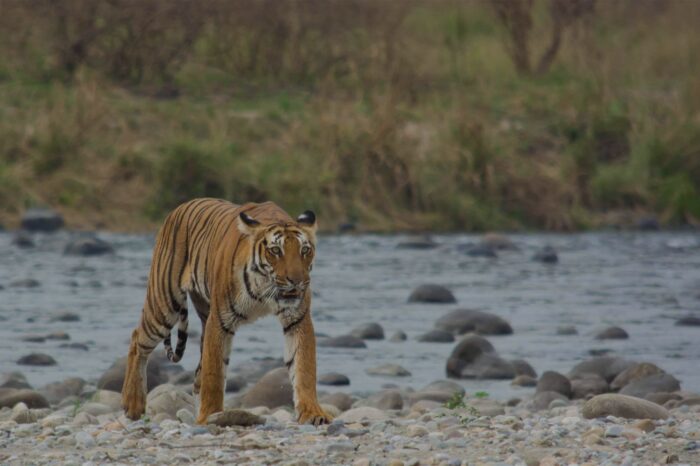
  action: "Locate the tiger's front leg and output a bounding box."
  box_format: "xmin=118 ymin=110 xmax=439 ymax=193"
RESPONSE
xmin=281 ymin=302 xmax=331 ymax=425
xmin=196 ymin=310 xmax=234 ymax=424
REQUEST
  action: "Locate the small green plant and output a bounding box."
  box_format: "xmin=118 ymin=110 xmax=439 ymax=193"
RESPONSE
xmin=444 ymin=391 xmax=467 ymax=410
xmin=71 ymin=398 xmax=83 ymax=417
xmin=474 ymin=391 xmax=489 ymax=399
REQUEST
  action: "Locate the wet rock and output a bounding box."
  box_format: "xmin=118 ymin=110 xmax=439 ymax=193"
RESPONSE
xmin=460 ymin=243 xmax=497 ymax=258
xmin=536 ymin=371 xmax=572 ymax=398
xmin=21 ymin=208 xmax=64 ymax=232
xmin=97 ymin=356 xmax=167 ymax=393
xmin=511 ymin=359 xmax=537 ymax=378
xmin=595 ymin=326 xmax=629 ymax=340
xmin=532 ymin=391 xmax=568 ymax=411
xmin=320 ymin=392 xmax=353 ymax=412
xmin=571 ymin=374 xmax=609 ymax=399
xmin=556 ymin=325 xmax=578 ymax=335
xmin=0 ymin=372 xmax=31 ymax=390
xmin=481 ymin=233 xmax=516 ymax=250
xmin=568 ymin=356 xmax=636 ymax=383
xmin=582 ymin=393 xmax=669 ymax=420
xmin=51 ymin=312 xmax=80 ymax=322
xmin=208 ymin=409 xmax=264 ymax=427
xmin=434 ymin=309 xmax=512 ymax=335
xmin=675 ymin=315 xmax=700 ymax=326
xmin=225 ymin=375 xmax=247 ymax=393
xmin=366 ymin=364 xmax=411 ymax=377
xmin=512 ymin=375 xmax=537 ymax=387
xmin=417 ymin=329 xmax=454 ymax=343
xmin=11 ymin=402 xmax=35 ymax=424
xmin=146 ymin=384 xmax=195 ymax=418
xmin=21 ymin=335 xmax=46 ymax=343
xmin=610 ymin=362 xmax=665 ymax=391
xmin=446 ymin=334 xmax=515 ymax=379
xmin=12 ymin=232 xmax=35 ymax=249
xmin=636 ymin=216 xmax=660 ymax=231
xmin=389 ymin=331 xmax=407 ymax=342
xmin=319 ymin=373 xmax=350 ymax=386
xmin=337 ymin=406 xmax=388 ymax=423
xmin=350 ymin=323 xmax=384 ymax=340
xmin=396 ymin=235 xmax=438 ymax=249
xmin=645 ymin=392 xmax=682 ymax=405
xmin=59 ymin=342 xmax=89 ymax=351
xmin=362 ymin=389 xmax=403 ymax=410
xmin=0 ymin=389 xmax=50 ymax=408
xmin=241 ymin=367 xmax=293 ymax=409
xmin=532 ymin=246 xmax=558 ymax=264
xmin=619 ymin=373 xmax=681 ymax=399
xmin=318 ymin=335 xmax=367 ymax=348
xmin=39 ymin=377 xmax=86 ymax=405
xmin=10 ymin=279 xmax=41 ymax=288
xmin=408 ymin=284 xmax=456 ymax=304
xmin=64 ymin=235 xmax=114 ymax=256
xmin=17 ymin=353 xmax=56 ymax=366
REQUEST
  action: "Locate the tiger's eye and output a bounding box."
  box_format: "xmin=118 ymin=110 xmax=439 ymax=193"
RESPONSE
xmin=270 ymin=246 xmax=282 ymax=255
xmin=301 ymin=246 xmax=311 ymax=255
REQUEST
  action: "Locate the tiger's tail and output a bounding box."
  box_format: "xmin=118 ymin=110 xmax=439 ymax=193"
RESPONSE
xmin=164 ymin=308 xmax=188 ymax=363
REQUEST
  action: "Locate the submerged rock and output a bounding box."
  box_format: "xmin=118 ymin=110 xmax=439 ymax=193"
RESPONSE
xmin=319 ymin=373 xmax=350 ymax=386
xmin=434 ymin=309 xmax=512 ymax=336
xmin=21 ymin=208 xmax=64 ymax=232
xmin=64 ymin=235 xmax=114 ymax=256
xmin=350 ymin=323 xmax=384 ymax=340
xmin=17 ymin=353 xmax=56 ymax=366
xmin=619 ymin=373 xmax=681 ymax=399
xmin=595 ymin=326 xmax=629 ymax=340
xmin=408 ymin=284 xmax=456 ymax=304
xmin=396 ymin=235 xmax=438 ymax=249
xmin=318 ymin=335 xmax=367 ymax=348
xmin=446 ymin=334 xmax=515 ymax=380
xmin=366 ymin=364 xmax=411 ymax=377
xmin=417 ymin=329 xmax=454 ymax=343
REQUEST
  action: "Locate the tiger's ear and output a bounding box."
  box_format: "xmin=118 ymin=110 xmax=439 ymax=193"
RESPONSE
xmin=297 ymin=210 xmax=317 ymax=234
xmin=237 ymin=212 xmax=261 ymax=235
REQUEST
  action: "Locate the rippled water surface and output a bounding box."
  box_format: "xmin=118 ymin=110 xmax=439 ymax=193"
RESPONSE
xmin=1 ymin=231 xmax=699 ymax=399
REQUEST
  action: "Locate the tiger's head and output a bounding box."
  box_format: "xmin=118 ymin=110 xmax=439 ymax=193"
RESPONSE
xmin=237 ymin=210 xmax=317 ymax=307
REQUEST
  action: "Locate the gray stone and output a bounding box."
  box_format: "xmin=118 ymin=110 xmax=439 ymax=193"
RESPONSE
xmin=460 ymin=243 xmax=498 ymax=257
xmin=435 ymin=309 xmax=512 ymax=335
xmin=595 ymin=326 xmax=629 ymax=340
xmin=319 ymin=373 xmax=350 ymax=386
xmin=511 ymin=375 xmax=537 ymax=387
xmin=0 ymin=389 xmax=50 ymax=409
xmin=75 ymin=430 xmax=96 ymax=448
xmin=146 ymin=384 xmax=195 ymax=418
xmin=363 ymin=389 xmax=403 ymax=410
xmin=241 ymin=367 xmax=293 ymax=409
xmin=0 ymin=372 xmax=31 ymax=390
xmin=389 ymin=331 xmax=407 ymax=342
xmin=556 ymin=325 xmax=578 ymax=335
xmin=511 ymin=359 xmax=537 ymax=378
xmin=420 ymin=380 xmax=464 ymax=396
xmin=10 ymin=279 xmax=40 ymax=288
xmin=350 ymin=323 xmax=384 ymax=340
xmin=417 ymin=329 xmax=454 ymax=343
xmin=568 ymin=357 xmax=636 ymax=383
xmin=582 ymin=394 xmax=669 ymax=420
xmin=97 ymin=356 xmax=167 ymax=393
xmin=320 ymin=392 xmax=353 ymax=412
xmin=470 ymin=399 xmax=505 ymax=416
xmin=79 ymin=402 xmax=114 ymax=416
xmin=536 ymin=371 xmax=572 ymax=398
xmin=91 ymin=389 xmax=123 ymax=411
xmin=675 ymin=315 xmax=700 ymax=326
xmin=64 ymin=235 xmax=114 ymax=256
xmin=532 ymin=391 xmax=568 ymax=411
xmin=21 ymin=335 xmax=46 ymax=343
xmin=51 ymin=312 xmax=80 ymax=322
xmin=21 ymin=208 xmax=64 ymax=232
xmin=225 ymin=375 xmax=247 ymax=393
xmin=39 ymin=378 xmax=86 ymax=405
xmin=619 ymin=373 xmax=681 ymax=399
xmin=408 ymin=390 xmax=455 ymax=404
xmin=611 ymin=362 xmax=665 ymax=391
xmin=571 ymin=375 xmax=609 ymax=399
xmin=176 ymin=408 xmax=196 ymax=424
xmin=366 ymin=364 xmax=411 ymax=377
xmin=207 ymin=409 xmax=265 ymax=427
xmin=11 ymin=403 xmax=35 ymax=424
xmin=318 ymin=335 xmax=367 ymax=349
xmin=12 ymin=232 xmax=35 ymax=249
xmin=408 ymin=284 xmax=456 ymax=304
xmin=532 ymin=246 xmax=558 ymax=264
xmin=446 ymin=334 xmax=515 ymax=379
xmin=337 ymin=407 xmax=388 ymax=423
xmin=16 ymin=353 xmax=56 ymax=366
xmin=231 ymin=357 xmax=284 ymax=383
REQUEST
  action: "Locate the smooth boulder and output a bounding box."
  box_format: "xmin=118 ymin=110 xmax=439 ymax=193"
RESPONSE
xmin=582 ymin=394 xmax=669 ymax=420
xmin=595 ymin=326 xmax=629 ymax=340
xmin=619 ymin=373 xmax=681 ymax=399
xmin=98 ymin=356 xmax=167 ymax=393
xmin=610 ymin=362 xmax=665 ymax=391
xmin=241 ymin=367 xmax=293 ymax=409
xmin=675 ymin=315 xmax=700 ymax=326
xmin=568 ymin=357 xmax=636 ymax=383
xmin=318 ymin=335 xmax=367 ymax=349
xmin=536 ymin=371 xmax=572 ymax=398
xmin=532 ymin=246 xmax=558 ymax=264
xmin=319 ymin=373 xmax=350 ymax=386
xmin=208 ymin=409 xmax=264 ymax=427
xmin=571 ymin=374 xmax=609 ymax=399
xmin=64 ymin=235 xmax=114 ymax=256
xmin=408 ymin=284 xmax=456 ymax=304
xmin=12 ymin=232 xmax=35 ymax=249
xmin=366 ymin=364 xmax=411 ymax=377
xmin=435 ymin=309 xmax=512 ymax=336
xmin=0 ymin=389 xmax=50 ymax=409
xmin=0 ymin=372 xmax=32 ymax=390
xmin=17 ymin=353 xmax=56 ymax=366
xmin=146 ymin=384 xmax=195 ymax=418
xmin=21 ymin=208 xmax=64 ymax=232
xmin=417 ymin=329 xmax=454 ymax=343
xmin=39 ymin=378 xmax=86 ymax=405
xmin=350 ymin=323 xmax=384 ymax=340
xmin=446 ymin=334 xmax=515 ymax=380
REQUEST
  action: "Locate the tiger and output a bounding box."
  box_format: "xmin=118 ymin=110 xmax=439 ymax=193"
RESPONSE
xmin=121 ymin=198 xmax=331 ymax=425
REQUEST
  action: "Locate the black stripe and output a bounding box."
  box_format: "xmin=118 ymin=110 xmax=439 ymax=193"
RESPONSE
xmin=177 ymin=329 xmax=188 ymax=340
xmin=243 ymin=267 xmax=261 ymax=301
xmin=218 ymin=313 xmax=236 ymax=335
xmin=138 ymin=342 xmax=155 ymax=352
xmin=223 ymin=357 xmax=230 ymax=366
xmin=283 ymin=312 xmax=307 ymax=334
xmin=285 ymin=355 xmax=295 ymax=369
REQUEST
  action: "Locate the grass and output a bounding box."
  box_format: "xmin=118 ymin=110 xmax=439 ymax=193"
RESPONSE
xmin=0 ymin=0 xmax=698 ymax=231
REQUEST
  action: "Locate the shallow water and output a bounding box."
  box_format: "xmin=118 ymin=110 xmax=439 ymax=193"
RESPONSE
xmin=1 ymin=230 xmax=699 ymax=399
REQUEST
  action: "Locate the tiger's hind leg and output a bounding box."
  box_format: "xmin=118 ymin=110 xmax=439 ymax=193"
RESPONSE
xmin=190 ymin=292 xmax=210 ymax=396
xmin=122 ymin=299 xmax=185 ymax=420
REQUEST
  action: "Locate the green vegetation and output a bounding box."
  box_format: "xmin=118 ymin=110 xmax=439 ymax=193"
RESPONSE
xmin=0 ymin=0 xmax=698 ymax=231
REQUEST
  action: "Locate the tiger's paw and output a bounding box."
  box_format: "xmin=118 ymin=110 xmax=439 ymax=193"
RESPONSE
xmin=297 ymin=404 xmax=333 ymax=426
xmin=122 ymin=390 xmax=146 ymax=421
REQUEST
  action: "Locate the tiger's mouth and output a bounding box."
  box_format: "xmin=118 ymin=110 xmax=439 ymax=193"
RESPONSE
xmin=278 ymin=290 xmax=302 ymax=299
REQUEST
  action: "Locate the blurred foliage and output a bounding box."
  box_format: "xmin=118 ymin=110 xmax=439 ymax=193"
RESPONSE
xmin=0 ymin=0 xmax=698 ymax=230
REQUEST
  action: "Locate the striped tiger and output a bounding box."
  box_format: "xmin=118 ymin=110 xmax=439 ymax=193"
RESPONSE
xmin=121 ymin=198 xmax=331 ymax=425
